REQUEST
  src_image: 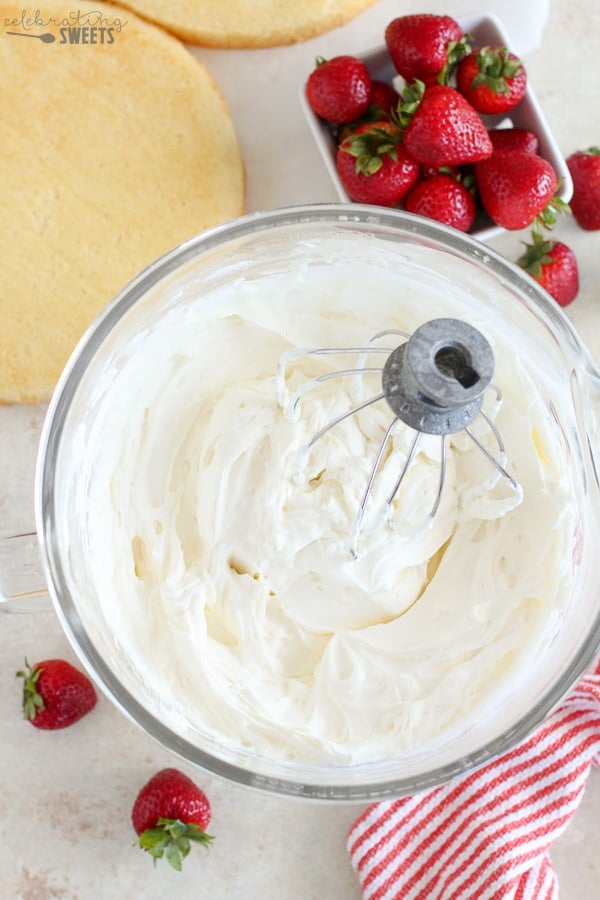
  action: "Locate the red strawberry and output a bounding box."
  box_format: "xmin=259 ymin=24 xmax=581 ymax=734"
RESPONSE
xmin=457 ymin=46 xmax=527 ymax=114
xmin=336 ymin=84 xmax=400 ymax=143
xmin=475 ymin=150 xmax=558 ymax=230
xmin=517 ymin=232 xmax=579 ymax=307
xmin=337 ymin=122 xmax=420 ymax=206
xmin=368 ymin=79 xmax=400 ymax=119
xmin=385 ymin=14 xmax=468 ymax=85
xmin=404 ymin=174 xmax=476 ymax=232
xmin=132 ymin=768 xmax=213 ymax=869
xmin=306 ymin=55 xmax=371 ymax=124
xmin=17 ymin=658 xmax=97 ymax=729
xmin=402 ymin=84 xmax=493 ymax=168
xmin=566 ymin=147 xmax=600 ymax=230
xmin=488 ymin=127 xmax=539 ymax=155
xmin=420 ymin=164 xmax=461 ymax=180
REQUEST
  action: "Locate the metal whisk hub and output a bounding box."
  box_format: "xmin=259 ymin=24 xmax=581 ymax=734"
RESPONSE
xmin=382 ymin=318 xmax=495 ymax=434
xmin=276 ymin=316 xmax=521 ymax=558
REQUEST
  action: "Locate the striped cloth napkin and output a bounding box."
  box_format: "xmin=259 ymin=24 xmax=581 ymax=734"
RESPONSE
xmin=348 ymin=661 xmax=600 ymax=900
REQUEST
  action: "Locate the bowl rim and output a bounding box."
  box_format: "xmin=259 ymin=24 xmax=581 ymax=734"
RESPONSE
xmin=35 ymin=203 xmax=600 ymax=801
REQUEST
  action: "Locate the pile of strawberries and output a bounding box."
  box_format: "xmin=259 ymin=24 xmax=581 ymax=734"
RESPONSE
xmin=305 ymin=13 xmax=600 ymax=307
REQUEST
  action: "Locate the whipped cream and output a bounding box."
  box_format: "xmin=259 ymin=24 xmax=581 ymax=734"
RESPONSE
xmin=64 ymin=234 xmax=577 ymax=765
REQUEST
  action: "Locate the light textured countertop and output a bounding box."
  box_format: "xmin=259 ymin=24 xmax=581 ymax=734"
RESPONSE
xmin=1 ymin=1 xmax=599 ymax=897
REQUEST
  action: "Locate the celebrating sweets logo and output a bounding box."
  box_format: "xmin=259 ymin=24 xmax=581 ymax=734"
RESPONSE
xmin=4 ymin=8 xmax=127 ymax=43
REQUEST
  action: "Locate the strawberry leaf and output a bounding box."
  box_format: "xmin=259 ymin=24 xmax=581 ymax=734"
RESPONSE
xmin=139 ymin=826 xmax=170 ymax=852
xmin=533 ymin=190 xmax=571 ymax=234
xmin=16 ymin=658 xmax=45 ymax=721
xmin=136 ymin=817 xmax=214 ymax=870
xmin=471 ymin=46 xmax=523 ymax=95
xmin=438 ymin=34 xmax=472 ymax=85
xmin=166 ymin=845 xmax=184 ymax=871
xmin=461 ymin=172 xmax=477 ymax=195
xmin=391 ymin=80 xmax=425 ymax=132
xmin=341 ymin=127 xmax=400 ymax=176
xmin=517 ymin=230 xmax=554 ymax=278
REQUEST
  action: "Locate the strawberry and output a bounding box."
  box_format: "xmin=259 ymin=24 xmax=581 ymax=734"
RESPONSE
xmin=336 ymin=84 xmax=400 ymax=144
xmin=336 ymin=122 xmax=420 ymax=206
xmin=17 ymin=658 xmax=97 ymax=729
xmin=488 ymin=127 xmax=539 ymax=155
xmin=566 ymin=147 xmax=600 ymax=230
xmin=132 ymin=768 xmax=213 ymax=870
xmin=517 ymin=232 xmax=579 ymax=307
xmin=368 ymin=79 xmax=400 ymax=119
xmin=385 ymin=14 xmax=469 ymax=85
xmin=306 ymin=55 xmax=371 ymax=124
xmin=420 ymin=164 xmax=461 ymax=180
xmin=475 ymin=150 xmax=558 ymax=230
xmin=404 ymin=174 xmax=476 ymax=232
xmin=457 ymin=46 xmax=527 ymax=114
xmin=402 ymin=84 xmax=493 ymax=168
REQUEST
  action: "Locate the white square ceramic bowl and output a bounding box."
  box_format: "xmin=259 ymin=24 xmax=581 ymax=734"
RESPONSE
xmin=300 ymin=12 xmax=572 ymax=241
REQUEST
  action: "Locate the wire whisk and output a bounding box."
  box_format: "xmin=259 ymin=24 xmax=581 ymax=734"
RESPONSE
xmin=276 ymin=318 xmax=523 ymax=558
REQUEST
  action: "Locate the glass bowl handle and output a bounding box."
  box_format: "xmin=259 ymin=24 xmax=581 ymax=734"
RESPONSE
xmin=0 ymin=532 xmax=51 ymax=613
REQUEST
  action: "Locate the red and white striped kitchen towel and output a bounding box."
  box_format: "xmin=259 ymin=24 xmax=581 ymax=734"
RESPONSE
xmin=348 ymin=661 xmax=600 ymax=900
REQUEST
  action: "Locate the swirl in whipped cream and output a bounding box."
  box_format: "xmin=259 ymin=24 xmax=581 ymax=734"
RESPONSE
xmin=66 ymin=238 xmax=577 ymax=765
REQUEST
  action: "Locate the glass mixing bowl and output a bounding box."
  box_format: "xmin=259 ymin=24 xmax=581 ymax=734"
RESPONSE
xmin=14 ymin=206 xmax=600 ymax=800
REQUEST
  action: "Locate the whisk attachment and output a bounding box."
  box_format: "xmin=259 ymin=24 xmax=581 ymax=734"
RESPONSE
xmin=382 ymin=318 xmax=494 ymax=434
xmin=277 ymin=318 xmax=522 ymax=557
